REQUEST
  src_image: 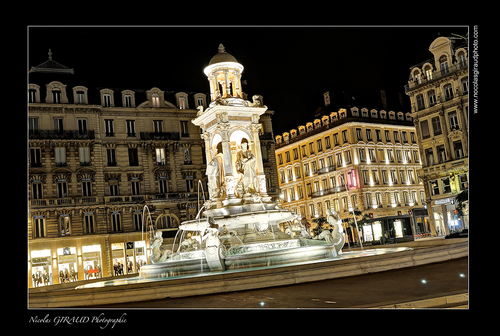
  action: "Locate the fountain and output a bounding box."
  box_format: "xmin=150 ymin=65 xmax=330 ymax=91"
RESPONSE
xmin=137 ymin=44 xmax=347 ymax=280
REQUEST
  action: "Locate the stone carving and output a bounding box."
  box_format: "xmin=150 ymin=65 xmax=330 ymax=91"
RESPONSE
xmin=202 ymin=218 xmax=226 ymax=271
xmin=150 ymin=230 xmax=172 ymax=264
xmin=235 ymin=141 xmax=259 ymax=195
xmin=326 ymin=208 xmax=345 ymax=255
xmin=206 ymin=148 xmax=225 ymax=199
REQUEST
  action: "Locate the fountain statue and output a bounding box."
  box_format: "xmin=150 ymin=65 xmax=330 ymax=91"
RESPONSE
xmin=137 ymin=45 xmax=345 ymax=280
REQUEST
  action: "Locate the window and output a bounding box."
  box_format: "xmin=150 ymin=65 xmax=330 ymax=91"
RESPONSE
xmin=459 ymin=174 xmax=468 ymax=190
xmin=368 ymin=148 xmax=375 ymax=162
xmin=399 ymin=170 xmax=406 ymax=184
xmin=77 ymin=118 xmax=88 ymax=135
xmin=356 ymin=128 xmax=362 ymax=141
xmin=316 ymin=139 xmax=323 ymax=152
xmin=32 ymin=182 xmax=43 ymax=199
xmin=342 ymin=130 xmax=348 ymax=143
xmin=285 ymin=151 xmax=290 ymax=162
xmin=196 ymin=97 xmax=205 ymax=107
xmin=103 ymin=94 xmax=112 ymax=107
xmin=311 ymin=160 xmax=317 ymax=173
xmin=55 ymin=147 xmax=66 ymax=166
xmin=461 ymin=77 xmax=468 ymax=94
xmin=83 ymin=213 xmax=95 ymax=234
xmin=128 ymin=148 xmax=139 ymax=166
xmin=358 ymin=148 xmax=366 ymax=162
xmin=344 ymin=150 xmax=352 ymax=164
xmin=293 ymin=148 xmax=299 ymax=160
xmin=181 ymin=120 xmax=190 ymax=137
xmin=430 ymin=180 xmax=440 ymax=196
xmin=413 ymin=150 xmax=420 ymax=162
xmin=309 ymin=142 xmax=315 ymax=154
xmin=333 ymin=134 xmax=339 ymax=146
xmin=111 ymin=212 xmax=121 ymax=231
xmin=325 ymin=136 xmax=331 ymax=149
xmin=76 ymin=90 xmax=86 ymax=104
xmin=393 ymin=131 xmax=400 ymax=143
xmin=387 ymin=149 xmax=394 ymax=162
xmin=104 ymin=119 xmax=114 ymax=137
xmin=34 ymin=217 xmax=46 ymax=238
xmin=372 ymin=169 xmax=379 ymax=184
xmin=440 ymin=56 xmax=449 ymax=74
xmin=295 ymin=165 xmax=301 ymax=179
xmin=82 ymin=180 xmax=92 ymax=197
xmin=449 ymin=112 xmax=459 ymax=130
xmin=125 ymin=94 xmax=133 ymax=107
xmin=126 ymin=120 xmax=136 ymax=137
xmin=336 ymin=153 xmax=343 ymax=167
xmin=436 ymin=145 xmax=446 ymax=163
xmin=390 ymin=170 xmax=397 ymax=184
xmin=453 ymin=140 xmax=464 ymax=159
xmin=378 ymin=149 xmax=385 ymax=162
xmin=107 ymin=148 xmax=117 ymax=166
xmin=30 ymin=148 xmax=42 ymax=167
xmin=52 ymin=89 xmax=62 ymax=103
xmin=134 ymin=212 xmax=143 ymax=231
xmin=396 ymin=150 xmax=402 ymax=163
xmin=424 ymin=65 xmax=433 ymax=80
xmin=420 ymin=120 xmax=430 ymax=139
xmin=186 ymin=178 xmax=194 ymax=192
xmin=183 ymin=148 xmax=191 ymax=164
xmin=29 ymin=117 xmax=39 ymax=132
xmin=425 ymin=148 xmax=434 ymax=166
xmin=278 ymin=154 xmax=283 ymax=165
xmin=159 ymin=179 xmax=168 ymax=193
xmin=376 ymin=130 xmax=382 ymax=142
xmin=441 ymin=177 xmax=451 ymax=193
xmin=79 ymin=147 xmax=90 ymax=165
xmin=416 ymin=94 xmax=425 ymax=110
xmin=152 ymin=94 xmax=160 ymax=108
xmin=131 ymin=181 xmax=141 ymax=195
xmin=444 ymin=84 xmax=454 ymax=101
xmin=301 ymin=145 xmax=307 ymax=156
xmin=54 ymin=118 xmax=64 ymax=133
xmin=385 ymin=130 xmax=391 ymax=142
xmin=362 ymin=170 xmax=369 ymax=184
xmin=179 ymin=97 xmax=186 ymax=109
xmin=428 ymin=90 xmax=436 ymax=106
xmin=57 ymin=180 xmax=68 ymax=198
xmin=109 ymin=183 xmax=118 ymax=196
xmin=410 ymin=132 xmax=416 ymax=143
xmin=153 ymin=120 xmax=163 ymax=133
xmin=156 ymin=148 xmax=166 ymax=165
xmin=29 ymin=89 xmax=38 ymax=103
xmin=382 ymin=170 xmax=388 ymax=184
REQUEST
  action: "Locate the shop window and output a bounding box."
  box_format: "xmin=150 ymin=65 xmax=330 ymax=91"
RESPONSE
xmin=30 ymin=249 xmax=52 ymax=287
xmin=83 ymin=245 xmax=102 ymax=279
xmin=57 ymin=247 xmax=77 ymax=283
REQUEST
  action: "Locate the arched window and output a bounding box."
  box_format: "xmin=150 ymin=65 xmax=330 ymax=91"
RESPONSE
xmin=439 ymin=55 xmax=449 ymax=74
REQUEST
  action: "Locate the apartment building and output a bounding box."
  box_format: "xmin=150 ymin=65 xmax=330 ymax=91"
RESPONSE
xmin=405 ymin=35 xmax=469 ymax=236
xmin=275 ymin=105 xmax=426 ymax=243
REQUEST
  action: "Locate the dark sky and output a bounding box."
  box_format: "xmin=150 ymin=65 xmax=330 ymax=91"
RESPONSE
xmin=28 ymin=26 xmax=468 ymax=135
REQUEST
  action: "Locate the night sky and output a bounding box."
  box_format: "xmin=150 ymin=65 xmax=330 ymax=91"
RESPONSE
xmin=28 ymin=26 xmax=468 ymax=135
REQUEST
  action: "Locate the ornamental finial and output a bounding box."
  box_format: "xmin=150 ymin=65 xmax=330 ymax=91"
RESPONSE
xmin=218 ymin=44 xmax=225 ymax=53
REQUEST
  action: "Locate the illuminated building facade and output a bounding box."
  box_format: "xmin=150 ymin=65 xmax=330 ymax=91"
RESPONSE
xmin=275 ymin=105 xmax=426 ymax=243
xmin=27 ymin=50 xmax=279 ymax=288
xmin=405 ymin=35 xmax=469 ymax=236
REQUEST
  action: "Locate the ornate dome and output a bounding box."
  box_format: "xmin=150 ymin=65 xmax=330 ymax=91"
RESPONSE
xmin=208 ymin=44 xmax=238 ymax=65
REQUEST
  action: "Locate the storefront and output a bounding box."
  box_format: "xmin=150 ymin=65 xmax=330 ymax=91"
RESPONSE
xmin=111 ymin=239 xmax=148 ymax=276
xmin=431 ymin=197 xmax=467 ymax=236
xmin=28 ymin=232 xmax=151 ymax=288
xmin=411 ymin=208 xmax=431 ymax=239
xmin=30 ymin=249 xmax=53 ymax=287
xmin=362 ymin=215 xmax=414 ymax=244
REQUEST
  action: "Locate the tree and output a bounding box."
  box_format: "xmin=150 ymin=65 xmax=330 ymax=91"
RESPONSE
xmin=454 ymin=188 xmax=468 ymax=217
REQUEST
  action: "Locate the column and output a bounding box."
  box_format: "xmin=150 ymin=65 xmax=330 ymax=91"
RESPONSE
xmin=224 ymin=70 xmax=230 ymax=98
xmin=220 ymin=127 xmax=235 ymax=200
xmin=251 ymin=124 xmax=268 ymax=197
xmin=235 ymin=73 xmax=242 ymax=98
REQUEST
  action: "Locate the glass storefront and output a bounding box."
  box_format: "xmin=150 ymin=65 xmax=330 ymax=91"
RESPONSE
xmin=31 ymin=249 xmax=53 ymax=287
xmin=83 ymin=244 xmax=102 ymax=280
xmin=57 ymin=247 xmax=77 ymax=283
xmin=112 ymin=240 xmax=147 ymax=276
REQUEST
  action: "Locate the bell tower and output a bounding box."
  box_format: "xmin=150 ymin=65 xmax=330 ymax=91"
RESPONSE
xmin=204 ymin=44 xmax=244 ymax=102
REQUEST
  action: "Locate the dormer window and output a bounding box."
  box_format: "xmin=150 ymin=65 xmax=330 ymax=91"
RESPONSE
xmin=179 ymin=97 xmax=186 ymax=109
xmin=76 ymin=91 xmax=85 ymax=104
xmin=103 ymin=94 xmax=111 ymax=107
xmin=152 ymin=94 xmax=160 ymax=108
xmin=52 ymin=89 xmax=62 ymax=103
xmin=122 ymin=90 xmax=136 ymax=107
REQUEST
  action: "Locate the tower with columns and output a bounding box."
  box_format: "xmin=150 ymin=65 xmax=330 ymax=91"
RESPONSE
xmin=193 ymin=44 xmax=273 ymax=211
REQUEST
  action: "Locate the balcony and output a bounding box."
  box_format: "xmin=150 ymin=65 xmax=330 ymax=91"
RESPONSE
xmin=311 ymin=185 xmax=346 ymax=198
xmin=405 ymin=60 xmax=468 ymax=93
xmin=29 ymin=130 xmax=95 ymax=140
xmin=140 ymin=132 xmax=180 ymax=141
